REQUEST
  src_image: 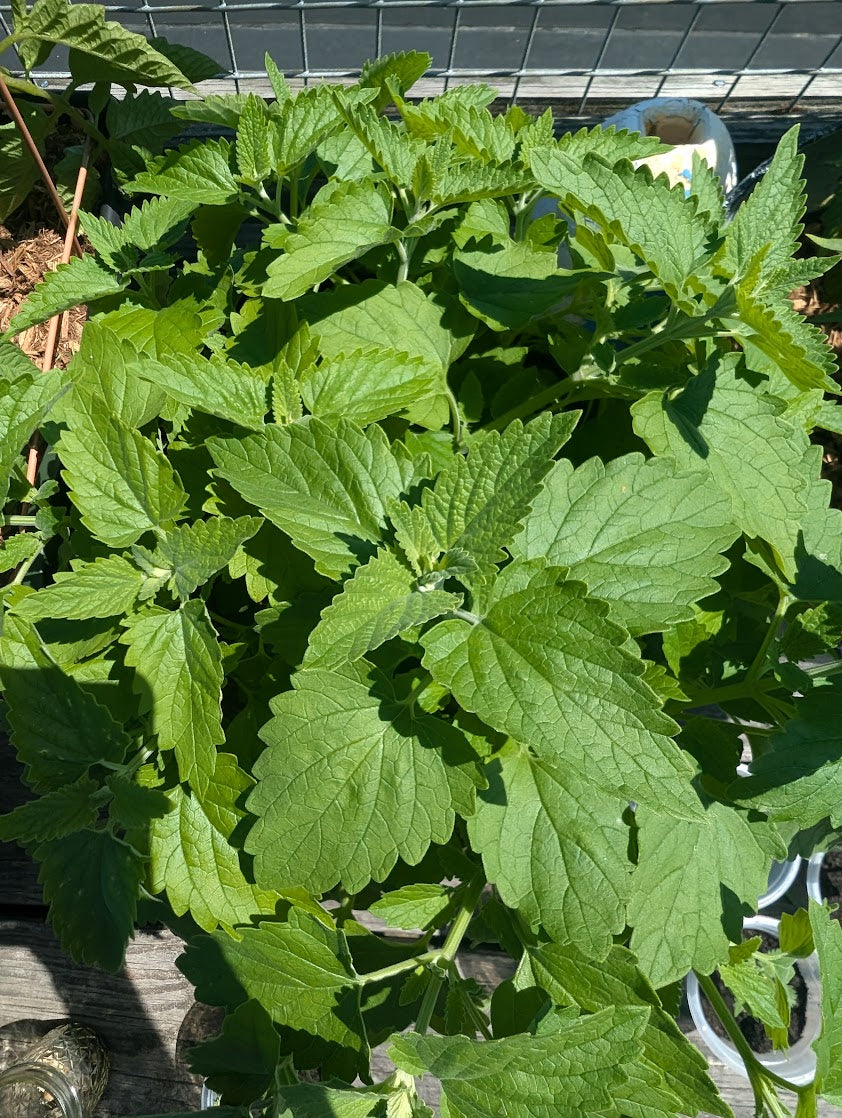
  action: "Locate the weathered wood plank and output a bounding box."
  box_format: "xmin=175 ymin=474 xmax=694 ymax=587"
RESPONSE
xmin=0 ymin=920 xmax=202 ymax=1117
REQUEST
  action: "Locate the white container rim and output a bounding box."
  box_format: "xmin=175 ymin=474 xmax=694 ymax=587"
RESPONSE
xmin=685 ymin=915 xmax=820 ymax=1086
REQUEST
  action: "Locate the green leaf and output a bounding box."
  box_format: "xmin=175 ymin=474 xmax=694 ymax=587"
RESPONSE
xmin=514 ymin=453 xmax=737 ymax=635
xmin=273 ymin=85 xmax=346 ymax=173
xmin=35 ymin=828 xmax=142 ymax=971
xmin=0 ymin=368 xmax=64 ymax=506
xmin=187 ymin=1000 xmax=280 ymax=1105
xmin=720 ymin=127 xmax=803 ymax=288
xmin=629 ymin=801 xmax=786 ymax=986
xmin=134 ymin=349 xmax=269 ymax=430
xmin=58 ymin=395 xmax=187 ymax=546
xmin=78 ymin=197 xmax=195 ymax=271
xmin=14 ymin=555 xmax=145 ymax=621
xmin=528 ymin=145 xmax=715 ymax=311
xmin=236 ymin=94 xmax=273 ymax=184
xmin=246 ymin=660 xmax=476 ymax=893
xmin=7 ymin=254 xmax=126 ymax=335
xmin=263 ymin=179 xmax=394 ymax=300
xmin=358 ymin=50 xmax=430 ymax=110
xmin=171 ymin=94 xmax=252 ymax=130
xmin=67 ymin=319 xmax=167 ymax=428
xmin=528 ymin=942 xmax=731 ymax=1118
xmin=369 ymin=883 xmax=457 ymax=931
xmin=277 ymin=1085 xmax=381 ymax=1118
xmin=0 ymin=615 xmax=130 ymax=791
xmin=416 ymin=413 xmax=578 ymax=582
xmin=453 ymin=240 xmax=582 ymax=332
xmin=469 ymin=741 xmax=630 ymax=955
xmin=208 ymin=417 xmax=406 ymax=579
xmin=121 ymin=601 xmax=223 ymax=799
xmin=729 ymin=681 xmax=842 ymax=829
xmin=303 ymin=548 xmax=460 ymax=670
xmin=146 ymin=36 xmax=222 ymax=83
xmin=0 ymin=532 xmax=40 ymax=575
xmin=125 ymin=139 xmax=239 ymax=206
xmin=337 ymin=100 xmax=424 ymax=185
xmin=389 ymin=1005 xmax=650 ymax=1118
xmin=149 ymin=516 xmax=261 ymax=600
xmin=0 ymin=108 xmax=52 ymax=223
xmin=422 ymin=560 xmax=701 ymax=820
xmin=299 ymin=278 xmax=471 ymax=374
xmin=0 ymin=775 xmax=100 ymax=844
xmin=300 ymin=347 xmax=443 ymax=427
xmin=809 ymin=901 xmax=842 ymax=1105
xmin=717 ymin=940 xmax=793 ymax=1048
xmin=632 ymin=356 xmax=810 ymax=578
xmin=734 ymin=288 xmax=837 ymax=393
xmin=149 ymin=753 xmax=279 ymax=932
xmin=177 ymin=914 xmax=366 ymax=1061
xmin=19 ymin=0 xmax=199 ymax=89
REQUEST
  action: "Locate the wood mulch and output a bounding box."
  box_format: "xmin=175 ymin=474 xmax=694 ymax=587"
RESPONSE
xmin=0 ymin=187 xmax=86 ymax=371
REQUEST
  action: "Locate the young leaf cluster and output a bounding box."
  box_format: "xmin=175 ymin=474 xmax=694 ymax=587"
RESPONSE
xmin=1 ymin=42 xmax=842 ymax=1118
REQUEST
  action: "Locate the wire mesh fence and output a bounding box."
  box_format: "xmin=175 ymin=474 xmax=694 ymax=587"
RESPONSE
xmin=1 ymin=0 xmax=841 ymax=137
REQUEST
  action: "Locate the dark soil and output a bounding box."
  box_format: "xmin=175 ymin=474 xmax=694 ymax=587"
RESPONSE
xmin=819 ymin=847 xmax=842 ymax=925
xmin=706 ymin=932 xmax=808 ymax=1054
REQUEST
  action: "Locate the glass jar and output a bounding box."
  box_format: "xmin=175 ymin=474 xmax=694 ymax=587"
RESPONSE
xmin=0 ymin=1023 xmax=109 ymax=1118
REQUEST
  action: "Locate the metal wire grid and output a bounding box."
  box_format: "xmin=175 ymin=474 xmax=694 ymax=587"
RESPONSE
xmin=1 ymin=0 xmax=841 ymax=122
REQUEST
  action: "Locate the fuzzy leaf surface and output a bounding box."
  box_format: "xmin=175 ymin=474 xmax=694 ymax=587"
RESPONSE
xmin=129 ymin=351 xmax=270 ymax=430
xmin=629 ymin=802 xmax=786 ymax=986
xmin=58 ymin=397 xmax=186 ymax=546
xmin=389 ymin=1005 xmax=649 ymax=1118
xmin=177 ymin=915 xmax=366 ymax=1059
xmin=125 ymin=139 xmax=239 ymax=205
xmin=417 ymin=413 xmax=578 ymax=580
xmin=422 ymin=560 xmax=701 ymax=820
xmin=300 ymin=348 xmax=443 ymax=427
xmin=36 ymin=829 xmax=142 ymax=972
xmin=0 ymin=775 xmax=100 ymax=844
xmin=151 ymin=516 xmax=261 ymax=599
xmin=263 ymin=179 xmax=394 ymax=300
xmin=514 ymin=453 xmax=737 ymax=635
xmin=528 ymin=942 xmax=731 ymax=1118
xmin=468 ymin=742 xmax=631 ymax=955
xmin=632 ymin=358 xmax=810 ymax=578
xmin=121 ymin=602 xmax=223 ymax=799
xmin=8 ymin=255 xmax=126 ymax=334
xmin=303 ymin=548 xmax=460 ymax=669
xmin=14 ymin=555 xmax=145 ymax=621
xmin=208 ymin=417 xmax=405 ymax=578
xmin=246 ymin=661 xmax=475 ymax=893
xmin=149 ymin=753 xmax=279 ymax=932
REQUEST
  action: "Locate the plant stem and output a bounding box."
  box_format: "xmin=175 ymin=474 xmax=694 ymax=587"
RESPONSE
xmin=396 ymin=239 xmax=410 ymax=284
xmin=414 ymin=874 xmax=484 ymax=1035
xmin=746 ymin=593 xmax=790 ymax=686
xmin=444 ymin=383 xmax=463 ymax=450
xmin=359 ymin=950 xmax=438 ymax=988
xmin=695 ymin=972 xmax=802 ymax=1100
xmin=684 ymin=676 xmax=778 ymax=709
xmin=803 ymin=657 xmax=842 ymax=680
xmin=484 ymin=377 xmax=578 ymax=432
xmin=10 ymin=542 xmax=43 ymax=586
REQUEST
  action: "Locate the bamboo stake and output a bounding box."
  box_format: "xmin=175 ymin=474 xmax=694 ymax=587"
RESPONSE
xmin=24 ymin=135 xmax=92 ymax=488
xmin=0 ymin=72 xmax=83 ymax=258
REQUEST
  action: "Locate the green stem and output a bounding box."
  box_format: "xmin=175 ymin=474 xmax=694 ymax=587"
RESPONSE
xmin=10 ymin=541 xmax=43 ymax=586
xmin=483 ymin=377 xmax=579 ymax=432
xmin=359 ymin=949 xmax=438 ymax=988
xmin=684 ymin=676 xmax=778 ymax=708
xmin=396 ymin=239 xmax=410 ymax=284
xmin=445 ymin=382 xmax=463 ymax=450
xmin=208 ymin=610 xmax=253 ymax=635
xmin=746 ymin=593 xmax=790 ymax=686
xmin=414 ymin=874 xmax=484 ymax=1035
xmin=695 ymin=972 xmax=802 ymax=1099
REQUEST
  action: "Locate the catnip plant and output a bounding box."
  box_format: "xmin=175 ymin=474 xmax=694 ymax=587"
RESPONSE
xmin=1 ymin=31 xmax=842 ymax=1118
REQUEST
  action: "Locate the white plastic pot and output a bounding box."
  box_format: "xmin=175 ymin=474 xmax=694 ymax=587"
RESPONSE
xmin=685 ymin=915 xmax=821 ymax=1086
xmin=735 ymin=765 xmax=802 ymax=909
xmin=201 ymin=1083 xmax=220 ymax=1109
xmin=806 ymin=852 xmax=825 ymax=906
xmin=602 ymin=97 xmax=738 ymax=196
